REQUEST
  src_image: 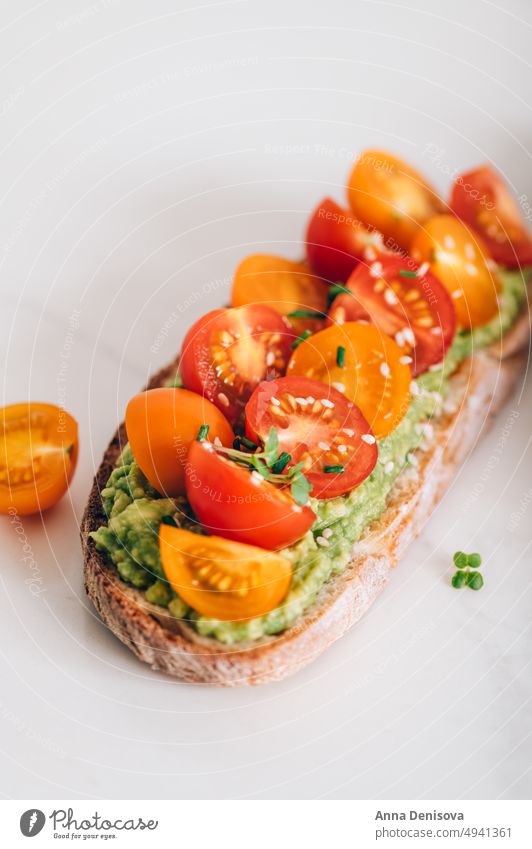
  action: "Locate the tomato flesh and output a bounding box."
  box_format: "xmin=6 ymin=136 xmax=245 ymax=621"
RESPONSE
xmin=180 ymin=305 xmax=295 ymax=424
xmin=450 ymin=165 xmax=532 ymax=269
xmin=185 ymin=440 xmax=315 ymax=549
xmin=159 ymin=523 xmax=292 ymax=621
xmin=328 ymin=256 xmax=456 ymax=376
xmin=287 ymin=323 xmax=411 ymax=439
xmin=305 ymin=197 xmax=396 ymax=283
xmin=347 ymin=149 xmax=444 ymax=250
xmin=0 ymin=403 xmax=78 ymax=515
xmin=125 ymin=388 xmax=234 ymax=497
xmin=245 ymin=376 xmax=377 ymax=499
xmin=410 ymin=215 xmax=500 ymax=329
xmin=231 ymin=254 xmax=327 ymax=334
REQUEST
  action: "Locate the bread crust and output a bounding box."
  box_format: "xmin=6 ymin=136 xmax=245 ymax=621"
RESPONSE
xmin=81 ymin=311 xmax=530 ymax=686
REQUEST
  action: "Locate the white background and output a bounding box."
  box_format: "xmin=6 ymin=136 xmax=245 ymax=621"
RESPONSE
xmin=0 ymin=0 xmax=531 ymax=800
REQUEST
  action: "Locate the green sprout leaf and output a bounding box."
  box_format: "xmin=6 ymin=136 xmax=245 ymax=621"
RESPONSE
xmin=290 ymin=473 xmax=313 ymax=506
xmin=467 ymin=571 xmax=484 ymax=591
xmin=270 ymin=451 xmax=291 ymax=474
xmin=453 ymin=551 xmax=469 ymax=569
xmin=468 ymin=553 xmax=482 ymax=569
xmin=196 ymin=424 xmax=210 ymax=442
xmin=263 ymin=427 xmax=280 ymax=466
xmin=452 ymin=571 xmax=468 ymax=589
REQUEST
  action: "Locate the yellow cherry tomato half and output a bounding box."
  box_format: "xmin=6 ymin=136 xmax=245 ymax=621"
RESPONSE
xmin=410 ymin=215 xmax=500 ymax=328
xmin=287 ymin=322 xmax=412 ymax=438
xmin=347 ymin=149 xmax=444 ymax=250
xmin=159 ymin=524 xmax=292 ymax=621
xmin=125 ymin=388 xmax=234 ymax=497
xmin=231 ymin=254 xmax=327 ymax=333
xmin=0 ymin=402 xmax=78 ymax=515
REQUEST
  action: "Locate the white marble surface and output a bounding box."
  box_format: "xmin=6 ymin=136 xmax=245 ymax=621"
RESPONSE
xmin=0 ymin=0 xmax=531 ymax=800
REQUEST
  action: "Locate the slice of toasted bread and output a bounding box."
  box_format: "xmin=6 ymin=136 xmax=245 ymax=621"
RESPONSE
xmin=81 ymin=310 xmax=530 ymax=686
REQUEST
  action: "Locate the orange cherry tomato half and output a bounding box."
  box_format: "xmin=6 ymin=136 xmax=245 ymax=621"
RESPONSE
xmin=450 ymin=164 xmax=532 ymax=269
xmin=305 ymin=197 xmax=396 ymax=283
xmin=180 ymin=304 xmax=295 ymax=424
xmin=347 ymin=149 xmax=444 ymax=250
xmin=327 ymin=256 xmax=456 ymax=377
xmin=125 ymin=388 xmax=234 ymax=497
xmin=185 ymin=440 xmax=315 ymax=549
xmin=245 ymin=376 xmax=378 ymax=499
xmin=231 ymin=254 xmax=327 ymax=334
xmin=410 ymin=215 xmax=500 ymax=329
xmin=287 ymin=323 xmax=411 ymax=439
xmin=159 ymin=523 xmax=292 ymax=621
xmin=0 ymin=402 xmax=78 ymax=515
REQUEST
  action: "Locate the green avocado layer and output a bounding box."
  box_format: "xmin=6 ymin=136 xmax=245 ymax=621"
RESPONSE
xmin=90 ymin=268 xmax=528 ymax=643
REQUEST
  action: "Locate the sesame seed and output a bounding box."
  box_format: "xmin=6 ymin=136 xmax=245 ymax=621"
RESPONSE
xmin=400 ymin=355 xmax=413 ymax=364
xmin=306 ymin=396 xmax=315 ymax=404
xmin=295 ymin=397 xmax=308 ymax=405
xmin=451 ymin=290 xmax=462 ymax=299
xmin=342 ymin=428 xmax=355 ymax=437
xmin=361 ymin=433 xmax=376 ymax=444
xmin=465 ymin=243 xmax=475 ymax=260
xmin=266 ymin=351 xmax=275 ymax=366
xmin=465 ymin=262 xmax=478 ymax=276
xmin=250 ymin=471 xmax=263 ymax=485
xmin=395 ymin=331 xmax=405 ymax=347
xmin=316 ymin=536 xmax=329 ymax=547
xmin=338 ymin=444 xmax=347 ymax=453
xmin=321 ymin=399 xmax=335 ymax=408
xmin=407 ymin=452 xmax=419 ymax=467
xmin=384 ymin=461 xmax=394 ymax=474
xmin=430 ymin=326 xmax=442 ymax=335
xmin=383 ymin=411 xmax=392 ymax=419
xmin=410 ymin=381 xmax=420 ymax=395
xmin=271 ymin=397 xmax=281 ymax=406
xmin=444 ymin=235 xmax=455 ymax=250
xmin=416 ymin=262 xmax=430 ymax=277
xmin=332 ymin=381 xmax=345 ymax=393
xmin=380 ymin=362 xmax=391 ymax=377
xmin=322 ymin=527 xmax=333 ymax=539
xmin=318 ymin=441 xmax=330 ymax=451
xmin=370 ymin=261 xmax=383 ymax=278
xmin=403 ymin=327 xmax=416 ymax=346
xmin=429 ymin=363 xmax=442 ymax=372
xmin=218 ymin=392 xmax=230 ymax=407
xmin=364 ymin=246 xmax=377 ymax=262
xmin=384 ymin=289 xmax=399 ymax=305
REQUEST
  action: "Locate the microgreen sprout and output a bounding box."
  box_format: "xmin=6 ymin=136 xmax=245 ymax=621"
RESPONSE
xmin=212 ymin=426 xmax=312 ymax=505
xmin=196 ymin=424 xmax=210 ymax=441
xmin=451 ymin=551 xmax=483 ymax=590
xmin=336 ymin=346 xmax=346 ymax=368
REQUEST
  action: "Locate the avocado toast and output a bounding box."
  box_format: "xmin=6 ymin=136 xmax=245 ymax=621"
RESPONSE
xmin=81 ymin=151 xmax=532 ymax=686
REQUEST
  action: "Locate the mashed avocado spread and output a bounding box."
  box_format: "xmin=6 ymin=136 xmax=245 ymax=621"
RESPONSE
xmin=90 ymin=269 xmax=528 ymax=643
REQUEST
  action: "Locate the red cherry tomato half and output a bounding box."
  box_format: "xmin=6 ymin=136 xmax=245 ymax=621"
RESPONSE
xmin=305 ymin=198 xmax=396 ymax=283
xmin=327 ymin=256 xmax=456 ymax=376
xmin=180 ymin=305 xmax=295 ymax=424
xmin=450 ymin=165 xmax=532 ymax=269
xmin=245 ymin=376 xmax=378 ymax=500
xmin=185 ymin=440 xmax=315 ymax=550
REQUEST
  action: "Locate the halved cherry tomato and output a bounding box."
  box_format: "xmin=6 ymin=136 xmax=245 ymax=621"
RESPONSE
xmin=327 ymin=256 xmax=456 ymax=377
xmin=0 ymin=403 xmax=78 ymax=515
xmin=245 ymin=376 xmax=377 ymax=499
xmin=287 ymin=323 xmax=411 ymax=439
xmin=305 ymin=198 xmax=396 ymax=283
xmin=410 ymin=215 xmax=500 ymax=329
xmin=125 ymin=388 xmax=234 ymax=497
xmin=159 ymin=523 xmax=292 ymax=621
xmin=180 ymin=305 xmax=295 ymax=424
xmin=231 ymin=255 xmax=327 ymax=334
xmin=450 ymin=165 xmax=532 ymax=269
xmin=347 ymin=150 xmax=444 ymax=250
xmin=185 ymin=440 xmax=315 ymax=549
